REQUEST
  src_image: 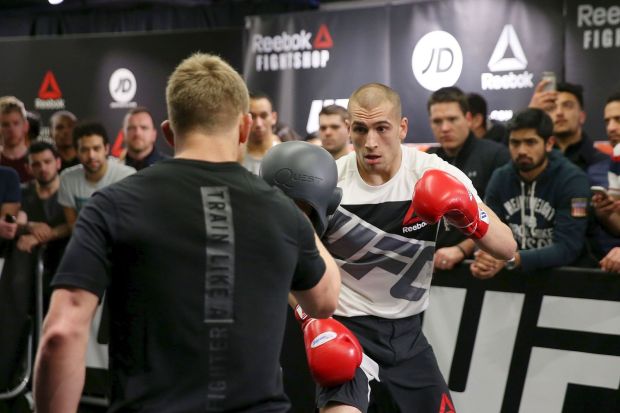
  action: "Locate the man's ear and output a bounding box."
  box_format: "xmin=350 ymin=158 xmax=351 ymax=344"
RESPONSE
xmin=546 ymin=136 xmax=556 ymax=152
xmin=399 ymin=117 xmax=409 ymax=142
xmin=579 ymin=110 xmax=586 ymax=127
xmin=161 ymin=120 xmax=175 ymax=148
xmin=239 ymin=113 xmax=252 ymax=144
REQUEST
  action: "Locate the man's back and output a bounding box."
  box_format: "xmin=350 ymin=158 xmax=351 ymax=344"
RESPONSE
xmin=53 ymin=159 xmax=324 ymax=412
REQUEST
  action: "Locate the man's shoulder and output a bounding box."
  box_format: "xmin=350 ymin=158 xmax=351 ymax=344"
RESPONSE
xmin=471 ymin=136 xmax=509 ymax=155
xmin=486 ymin=162 xmax=514 ymax=185
xmin=60 ymin=164 xmax=85 ymax=182
xmin=0 ymin=165 xmax=19 ymax=178
xmin=108 ymin=160 xmax=137 ymax=177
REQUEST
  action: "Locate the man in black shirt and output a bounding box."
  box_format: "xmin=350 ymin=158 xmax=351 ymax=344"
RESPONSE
xmin=426 ymin=87 xmax=510 ymax=270
xmin=122 ymin=107 xmax=168 ymax=170
xmin=18 ymin=142 xmax=70 ymax=310
xmin=33 ymin=53 xmax=340 ymax=413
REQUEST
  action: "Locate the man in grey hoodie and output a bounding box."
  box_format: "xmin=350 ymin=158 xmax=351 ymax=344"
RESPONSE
xmin=471 ymin=108 xmax=591 ymax=277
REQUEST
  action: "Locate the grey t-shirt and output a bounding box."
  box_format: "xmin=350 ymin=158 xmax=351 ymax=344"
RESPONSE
xmin=58 ymin=158 xmax=136 ymax=211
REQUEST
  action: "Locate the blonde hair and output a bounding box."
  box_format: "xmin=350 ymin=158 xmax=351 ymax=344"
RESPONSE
xmin=0 ymin=96 xmax=27 ymax=119
xmin=348 ymin=83 xmax=402 ymax=120
xmin=166 ymin=53 xmax=249 ymax=136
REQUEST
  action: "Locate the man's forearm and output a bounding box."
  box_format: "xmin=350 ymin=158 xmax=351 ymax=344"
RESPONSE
xmin=34 ymin=333 xmax=87 ymax=413
xmin=50 ymin=223 xmax=71 ymax=241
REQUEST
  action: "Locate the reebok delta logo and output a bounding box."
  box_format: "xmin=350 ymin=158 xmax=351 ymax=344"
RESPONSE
xmin=402 ymin=202 xmax=427 ymax=233
xmin=481 ymin=24 xmax=534 ymax=90
xmin=252 ymin=24 xmax=333 ymax=71
xmin=35 ymin=71 xmax=65 ymax=110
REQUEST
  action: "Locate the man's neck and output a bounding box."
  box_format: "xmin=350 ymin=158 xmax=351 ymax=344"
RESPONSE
xmin=471 ymin=126 xmax=485 ymax=139
xmin=36 ymin=176 xmax=60 ymax=199
xmin=246 ymin=134 xmax=275 ymax=157
xmin=85 ymin=162 xmax=108 ymax=183
xmin=518 ymin=159 xmax=549 ymax=183
xmin=2 ymin=143 xmax=27 ymax=159
xmin=58 ymin=146 xmax=77 ymax=162
xmin=174 ymin=132 xmax=240 ymax=163
xmin=333 ymin=147 xmax=349 ymax=160
xmin=555 ymin=129 xmax=582 ymax=152
xmin=127 ymin=146 xmax=154 ymax=161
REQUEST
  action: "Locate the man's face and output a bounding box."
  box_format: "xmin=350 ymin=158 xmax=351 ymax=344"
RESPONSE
xmin=29 ymin=149 xmax=60 ymax=186
xmin=0 ymin=110 xmax=28 ymax=147
xmin=319 ymin=114 xmax=349 ymax=156
xmin=125 ymin=112 xmax=157 ymax=154
xmin=429 ymin=102 xmax=471 ymax=154
xmin=604 ymin=100 xmax=620 ymax=148
xmin=77 ymin=135 xmax=108 ymax=174
xmin=52 ymin=116 xmax=75 ymax=149
xmin=249 ymin=98 xmax=277 ymax=143
xmin=550 ymin=92 xmax=584 ymax=138
xmin=349 ymin=101 xmax=407 ymax=182
xmin=509 ymin=128 xmax=551 ymax=173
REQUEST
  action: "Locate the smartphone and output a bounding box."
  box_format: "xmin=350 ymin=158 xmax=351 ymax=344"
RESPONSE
xmin=4 ymin=214 xmax=15 ymax=223
xmin=541 ymin=71 xmax=556 ymax=92
xmin=590 ymin=186 xmax=608 ymax=197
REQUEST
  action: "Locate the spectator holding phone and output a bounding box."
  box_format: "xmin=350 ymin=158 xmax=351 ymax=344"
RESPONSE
xmin=0 ymin=166 xmax=20 ymax=240
xmin=591 ymin=92 xmax=620 ymax=272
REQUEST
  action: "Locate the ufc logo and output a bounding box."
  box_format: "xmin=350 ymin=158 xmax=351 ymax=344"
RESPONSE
xmin=325 ymin=208 xmax=435 ymax=301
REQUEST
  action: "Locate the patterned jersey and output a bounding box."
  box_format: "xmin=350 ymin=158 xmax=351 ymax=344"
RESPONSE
xmin=324 ymin=146 xmax=480 ymax=319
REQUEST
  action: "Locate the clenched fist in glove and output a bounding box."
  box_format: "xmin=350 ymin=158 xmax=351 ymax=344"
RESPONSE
xmin=412 ymin=169 xmax=489 ymax=239
xmin=294 ymin=305 xmax=363 ymax=387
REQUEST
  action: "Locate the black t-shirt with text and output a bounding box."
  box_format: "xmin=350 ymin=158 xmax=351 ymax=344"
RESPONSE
xmin=52 ymin=159 xmax=325 ymax=412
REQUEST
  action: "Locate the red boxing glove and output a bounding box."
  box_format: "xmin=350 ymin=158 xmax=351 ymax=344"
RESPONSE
xmin=294 ymin=305 xmax=363 ymax=387
xmin=412 ymin=169 xmax=489 ymax=239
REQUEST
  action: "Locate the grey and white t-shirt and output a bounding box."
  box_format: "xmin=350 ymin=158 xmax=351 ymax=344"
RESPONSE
xmin=58 ymin=158 xmax=136 ymax=211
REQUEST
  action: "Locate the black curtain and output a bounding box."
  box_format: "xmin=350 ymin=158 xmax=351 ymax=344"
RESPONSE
xmin=0 ymin=0 xmax=321 ymax=37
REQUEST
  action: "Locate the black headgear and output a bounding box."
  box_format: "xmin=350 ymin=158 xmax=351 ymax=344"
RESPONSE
xmin=260 ymin=141 xmax=342 ymax=236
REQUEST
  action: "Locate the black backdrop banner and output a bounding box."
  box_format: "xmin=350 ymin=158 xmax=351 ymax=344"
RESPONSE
xmin=0 ymin=29 xmax=242 ymax=155
xmin=565 ymin=0 xmax=620 ymax=140
xmin=244 ymin=0 xmax=564 ymax=143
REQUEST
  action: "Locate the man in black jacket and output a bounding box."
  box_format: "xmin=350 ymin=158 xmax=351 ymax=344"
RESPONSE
xmin=427 ymin=87 xmax=510 ymax=270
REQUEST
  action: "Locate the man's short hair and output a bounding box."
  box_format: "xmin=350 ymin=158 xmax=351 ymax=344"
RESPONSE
xmin=0 ymin=96 xmax=27 ymax=119
xmin=508 ymin=108 xmax=553 ymax=141
xmin=427 ymin=86 xmax=469 ymax=115
xmin=249 ymin=91 xmax=274 ymax=107
xmin=319 ymin=104 xmax=349 ymax=122
xmin=28 ymin=140 xmax=59 ymax=159
xmin=467 ymin=93 xmax=487 ymax=120
xmin=166 ymin=53 xmax=249 ymax=136
xmin=557 ymin=82 xmax=584 ymax=109
xmin=606 ymin=91 xmax=620 ymax=105
xmin=123 ymin=106 xmax=154 ymax=130
xmin=50 ymin=110 xmax=77 ymax=126
xmin=73 ymin=121 xmax=109 ymax=148
xmin=348 ymin=83 xmax=402 ymax=120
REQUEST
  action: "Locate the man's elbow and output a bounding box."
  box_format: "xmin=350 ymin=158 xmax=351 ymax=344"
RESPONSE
xmin=39 ymin=322 xmax=85 ymax=356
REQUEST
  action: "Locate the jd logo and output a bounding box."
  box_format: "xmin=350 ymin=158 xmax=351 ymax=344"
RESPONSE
xmin=109 ymin=68 xmax=137 ymax=103
xmin=412 ymin=31 xmax=463 ymax=91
